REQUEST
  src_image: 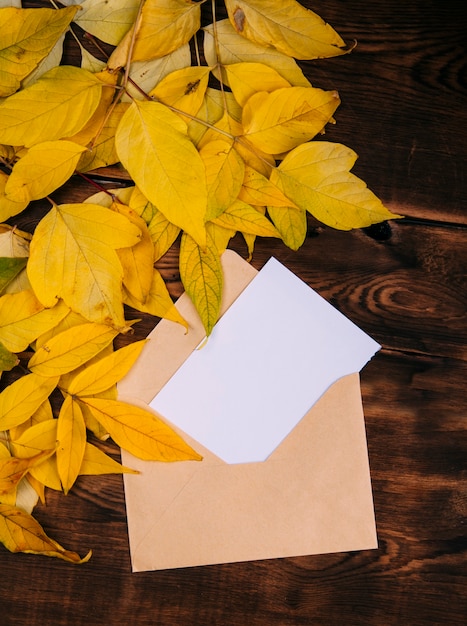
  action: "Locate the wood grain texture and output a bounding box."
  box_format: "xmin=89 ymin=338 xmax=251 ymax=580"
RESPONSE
xmin=1 ymin=1 xmax=466 ymax=624
xmin=301 ymin=0 xmax=467 ymax=224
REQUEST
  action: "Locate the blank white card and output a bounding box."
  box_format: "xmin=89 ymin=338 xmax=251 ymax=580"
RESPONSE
xmin=150 ymin=257 xmax=380 ymax=464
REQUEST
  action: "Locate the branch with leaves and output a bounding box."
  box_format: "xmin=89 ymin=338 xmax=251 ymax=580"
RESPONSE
xmin=0 ymin=0 xmax=401 ymax=561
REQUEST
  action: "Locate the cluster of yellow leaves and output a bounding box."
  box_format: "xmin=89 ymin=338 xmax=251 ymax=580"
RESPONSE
xmin=0 ymin=0 xmax=401 ymax=561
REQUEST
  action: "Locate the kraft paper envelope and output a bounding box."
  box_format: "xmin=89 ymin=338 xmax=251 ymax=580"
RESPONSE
xmin=118 ymin=251 xmax=378 ymax=572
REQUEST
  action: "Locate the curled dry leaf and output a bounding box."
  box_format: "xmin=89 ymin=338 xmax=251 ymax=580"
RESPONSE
xmin=0 ymin=449 xmax=55 ymax=496
xmin=0 ymin=503 xmax=91 ymax=563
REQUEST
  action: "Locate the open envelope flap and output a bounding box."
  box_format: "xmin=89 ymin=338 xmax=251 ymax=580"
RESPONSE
xmin=118 ymin=251 xmax=378 ymax=571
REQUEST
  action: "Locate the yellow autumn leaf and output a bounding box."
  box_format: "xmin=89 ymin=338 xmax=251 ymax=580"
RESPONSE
xmin=271 ymin=142 xmax=403 ymax=230
xmin=0 ymin=443 xmax=9 ymax=464
xmin=28 ymin=322 xmax=119 ymax=377
xmin=234 ymin=135 xmax=275 ymax=179
xmin=79 ymin=397 xmax=202 ymax=462
xmin=0 ymin=65 xmax=103 ymax=148
xmin=18 ymin=474 xmax=44 ymax=510
xmin=0 ymin=144 xmax=15 ymax=161
xmin=193 ymin=109 xmax=270 ymax=178
xmin=10 ymin=418 xmax=56 ymax=456
xmin=74 ymin=0 xmax=139 ymax=46
xmin=0 ymin=290 xmax=40 ymax=348
xmin=79 ymin=45 xmax=106 ymax=74
xmin=187 ymin=87 xmax=242 ymax=146
xmin=267 ymin=205 xmax=307 ymax=250
xmin=115 ymin=99 xmax=208 ymax=247
xmin=203 ymin=19 xmax=310 ymax=87
xmin=197 ymin=109 xmax=241 ymax=151
xmin=0 ymin=291 xmax=69 ymax=353
xmin=5 ymin=141 xmax=86 ymax=203
xmin=242 ymin=86 xmax=340 ymax=155
xmin=197 ymin=110 xmax=275 ymax=179
xmin=123 ymin=44 xmax=191 ymax=102
xmin=224 ymin=0 xmax=347 ymax=60
xmin=113 ymin=202 xmax=154 ymax=303
xmin=0 ymin=226 xmax=30 ymax=294
xmin=58 ymin=342 xmax=115 ymax=395
xmin=77 ymin=102 xmax=129 ymax=173
xmin=200 ymin=139 xmax=245 ymax=220
xmin=126 ymin=185 xmax=154 ymax=222
xmin=83 ymin=186 xmax=135 ymax=211
xmin=0 ymin=6 xmax=78 ymax=96
xmin=238 ymin=165 xmax=298 ymax=208
xmin=179 ymin=231 xmax=223 ymax=336
xmin=131 ymin=0 xmax=201 ymax=63
xmin=0 ymin=170 xmax=29 ymax=221
xmin=56 ymin=395 xmax=86 ymax=494
xmin=0 ymin=473 xmax=34 ymax=509
xmin=150 ymin=65 xmax=211 ymax=118
xmin=9 ymin=398 xmax=53 ymax=442
xmin=212 ymin=199 xmax=281 ymax=239
xmin=0 ymin=449 xmax=55 ymax=495
xmin=224 ymin=62 xmax=291 ymax=107
xmin=27 ymin=203 xmax=141 ymax=328
xmin=240 ymin=205 xmax=267 ymax=260
xmin=35 ymin=310 xmax=90 ymax=349
xmin=0 ymin=503 xmax=91 ymax=562
xmin=0 ymin=342 xmax=18 ymax=375
xmin=0 ymin=481 xmax=22 ymax=508
xmin=147 ymin=211 xmax=180 ymax=262
xmin=66 ymin=340 xmax=147 ymax=397
xmin=0 ymin=224 xmax=30 ymax=257
xmin=21 ymin=32 xmax=65 ymax=89
xmin=66 ymin=69 xmax=119 ymax=148
xmin=79 ymin=442 xmax=138 ymax=476
xmin=123 ymin=267 xmax=188 ymax=328
xmin=0 ymin=373 xmax=58 ymax=432
xmin=10 ymin=419 xmax=61 ymax=491
xmin=79 ymin=400 xmax=110 ymax=442
xmin=206 ymin=222 xmax=235 ymax=255
xmin=0 ymin=257 xmax=27 ymax=295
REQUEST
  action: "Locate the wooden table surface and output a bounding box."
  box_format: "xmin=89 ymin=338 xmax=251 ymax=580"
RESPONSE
xmin=1 ymin=1 xmax=466 ymax=624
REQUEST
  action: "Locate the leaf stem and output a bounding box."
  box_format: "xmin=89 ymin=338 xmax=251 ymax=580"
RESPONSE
xmin=210 ymin=0 xmax=229 ymax=114
xmin=194 ymin=34 xmax=201 ymax=67
xmin=123 ymin=0 xmax=145 ymax=91
xmin=77 ymin=172 xmax=121 ymax=201
xmin=0 ymin=430 xmax=12 ymax=455
xmin=0 ymin=156 xmax=13 ymax=172
xmin=83 ymin=32 xmax=110 ymax=61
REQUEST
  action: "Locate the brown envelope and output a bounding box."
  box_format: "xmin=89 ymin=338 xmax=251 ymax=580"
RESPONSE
xmin=118 ymin=250 xmax=378 ymax=572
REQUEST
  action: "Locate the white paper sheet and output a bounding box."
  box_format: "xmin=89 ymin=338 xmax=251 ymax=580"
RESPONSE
xmin=150 ymin=257 xmax=380 ymax=464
